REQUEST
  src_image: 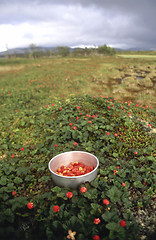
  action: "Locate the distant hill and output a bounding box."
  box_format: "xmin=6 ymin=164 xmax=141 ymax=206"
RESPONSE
xmin=0 ymin=45 xmax=155 ymax=57
xmin=0 ymin=46 xmax=57 ymax=57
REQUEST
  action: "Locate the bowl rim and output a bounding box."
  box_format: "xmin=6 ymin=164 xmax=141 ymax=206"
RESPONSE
xmin=48 ymin=151 xmax=99 ymax=179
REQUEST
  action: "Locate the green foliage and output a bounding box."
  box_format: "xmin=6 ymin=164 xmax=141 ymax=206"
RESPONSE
xmin=0 ymin=83 xmax=155 ymax=238
xmin=57 ymin=46 xmax=70 ymax=57
xmin=97 ymin=44 xmax=116 ymax=55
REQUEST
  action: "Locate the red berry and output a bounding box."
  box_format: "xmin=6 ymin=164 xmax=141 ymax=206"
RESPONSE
xmin=73 ymin=142 xmax=77 ymax=146
xmin=93 ymin=235 xmax=100 ymax=240
xmin=69 ymin=123 xmax=72 ymax=126
xmin=21 ymin=147 xmax=24 ymax=151
xmin=122 ymin=183 xmax=126 ymax=187
xmin=12 ymin=191 xmax=16 ymax=196
xmin=120 ymin=220 xmax=126 ymax=227
xmin=54 ymin=144 xmax=57 ymax=147
xmin=103 ymin=199 xmax=110 ymax=205
xmin=134 ymin=151 xmax=138 ymax=155
xmin=66 ymin=192 xmax=73 ymax=199
xmin=27 ymin=202 xmax=33 ymax=209
xmin=106 ymin=132 xmax=110 ymax=135
xmin=53 ymin=205 xmax=60 ymax=212
xmin=94 ymin=218 xmax=101 ymax=224
xmin=80 ymin=187 xmax=87 ymax=193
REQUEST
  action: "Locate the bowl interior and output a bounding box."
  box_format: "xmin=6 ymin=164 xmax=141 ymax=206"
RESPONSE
xmin=49 ymin=151 xmax=98 ymax=174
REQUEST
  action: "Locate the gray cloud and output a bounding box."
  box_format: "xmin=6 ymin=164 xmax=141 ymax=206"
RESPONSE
xmin=0 ymin=0 xmax=156 ymax=51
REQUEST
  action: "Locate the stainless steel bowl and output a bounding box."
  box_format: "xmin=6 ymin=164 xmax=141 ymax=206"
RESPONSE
xmin=48 ymin=151 xmax=99 ymax=189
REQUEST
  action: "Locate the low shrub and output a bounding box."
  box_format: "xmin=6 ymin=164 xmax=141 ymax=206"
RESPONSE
xmin=0 ymin=95 xmax=155 ymax=239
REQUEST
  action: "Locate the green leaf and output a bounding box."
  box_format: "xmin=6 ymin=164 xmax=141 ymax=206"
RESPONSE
xmin=16 ymin=167 xmax=29 ymax=176
xmin=113 ymin=152 xmax=118 ymax=158
xmin=118 ymin=169 xmax=126 ymax=178
xmin=99 ymin=169 xmax=106 ymax=175
xmin=109 ymin=227 xmax=125 ymax=240
xmin=52 ymin=220 xmax=61 ymax=229
xmin=69 ymin=215 xmax=81 ymax=230
xmin=7 ymin=183 xmax=15 ymax=191
xmin=91 ymin=178 xmax=99 ymax=188
xmin=107 ymin=186 xmax=122 ymax=203
xmin=51 ymin=186 xmax=62 ymax=193
xmin=90 ymin=203 xmax=102 ymax=214
xmin=102 ymin=210 xmax=118 ymax=222
xmin=1 ymin=192 xmax=9 ymax=200
xmin=11 ymin=197 xmax=28 ymax=211
xmin=13 ymin=177 xmax=23 ymax=184
xmin=25 ymin=175 xmax=33 ymax=181
xmin=3 ymin=166 xmax=15 ymax=175
xmin=84 ymin=188 xmax=98 ymax=200
xmin=38 ymin=176 xmax=51 ymax=183
xmin=4 ymin=208 xmax=14 ymax=223
xmin=106 ymin=222 xmax=119 ymax=231
xmin=134 ymin=180 xmax=143 ymax=188
xmin=0 ymin=176 xmax=7 ymax=185
xmin=78 ymin=208 xmax=88 ymax=221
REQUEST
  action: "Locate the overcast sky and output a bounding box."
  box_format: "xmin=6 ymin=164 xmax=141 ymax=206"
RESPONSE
xmin=0 ymin=0 xmax=156 ymax=52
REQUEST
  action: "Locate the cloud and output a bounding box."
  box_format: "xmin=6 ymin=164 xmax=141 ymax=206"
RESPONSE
xmin=0 ymin=0 xmax=156 ymax=51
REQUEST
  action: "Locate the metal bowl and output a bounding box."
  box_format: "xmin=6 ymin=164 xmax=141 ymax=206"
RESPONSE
xmin=48 ymin=151 xmax=99 ymax=189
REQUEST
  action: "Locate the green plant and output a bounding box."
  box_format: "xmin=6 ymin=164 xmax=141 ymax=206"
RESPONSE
xmin=0 ymin=95 xmax=155 ymax=239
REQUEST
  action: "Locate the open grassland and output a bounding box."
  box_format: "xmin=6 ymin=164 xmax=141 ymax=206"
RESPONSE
xmin=118 ymin=54 xmax=156 ymax=59
xmin=0 ymin=55 xmax=156 ymax=114
xmin=0 ymin=55 xmax=156 ymax=240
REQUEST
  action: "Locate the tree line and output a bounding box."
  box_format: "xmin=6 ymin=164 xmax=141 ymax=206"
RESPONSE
xmin=4 ymin=43 xmax=116 ymax=58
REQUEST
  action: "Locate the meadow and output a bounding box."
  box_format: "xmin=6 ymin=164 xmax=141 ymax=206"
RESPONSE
xmin=0 ymin=55 xmax=156 ymax=240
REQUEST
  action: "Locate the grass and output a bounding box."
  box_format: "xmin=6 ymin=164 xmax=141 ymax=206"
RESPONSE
xmin=118 ymin=54 xmax=156 ymax=58
xmin=0 ymin=55 xmax=156 ymax=112
xmin=0 ymin=55 xmax=156 ymax=240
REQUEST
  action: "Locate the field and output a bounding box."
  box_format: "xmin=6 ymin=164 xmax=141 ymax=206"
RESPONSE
xmin=0 ymin=55 xmax=156 ymax=112
xmin=0 ymin=55 xmax=156 ymax=240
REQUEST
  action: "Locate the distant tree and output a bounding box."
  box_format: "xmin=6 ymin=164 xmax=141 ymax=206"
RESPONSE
xmin=29 ymin=43 xmax=41 ymax=58
xmin=24 ymin=49 xmax=29 ymax=58
xmin=57 ymin=46 xmax=70 ymax=57
xmin=97 ymin=44 xmax=116 ymax=55
xmin=33 ymin=49 xmax=42 ymax=58
xmin=5 ymin=44 xmax=9 ymax=59
xmin=84 ymin=47 xmax=91 ymax=56
xmin=73 ymin=48 xmax=84 ymax=57
xmin=47 ymin=49 xmax=53 ymax=57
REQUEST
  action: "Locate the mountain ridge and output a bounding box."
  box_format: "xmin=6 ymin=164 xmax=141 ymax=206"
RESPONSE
xmin=0 ymin=45 xmax=155 ymax=57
